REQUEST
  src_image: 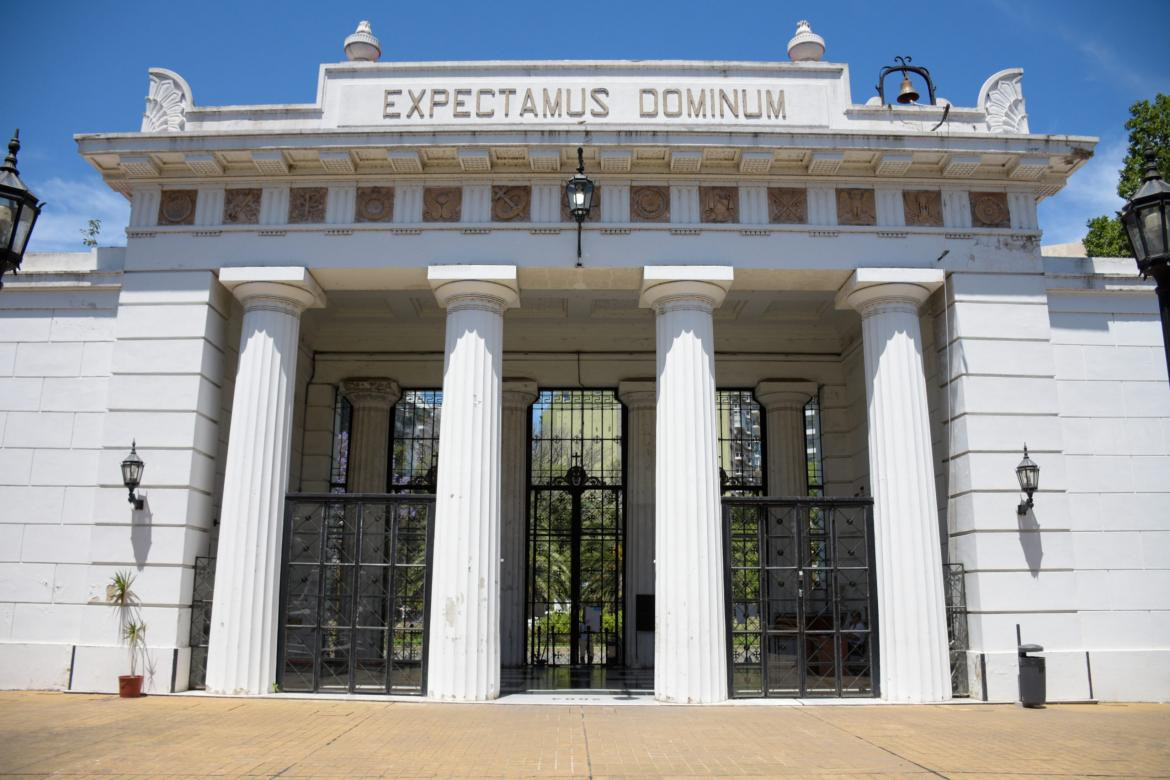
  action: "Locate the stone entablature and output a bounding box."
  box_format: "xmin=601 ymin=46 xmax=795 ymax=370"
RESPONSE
xmin=126 ymin=181 xmax=1042 ymax=233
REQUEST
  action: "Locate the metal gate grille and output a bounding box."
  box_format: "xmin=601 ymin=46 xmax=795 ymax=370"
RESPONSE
xmin=724 ymin=497 xmax=877 ymax=698
xmin=945 ymin=562 xmax=970 ymax=697
xmin=277 ymin=493 xmax=434 ymax=695
xmin=186 ymin=555 xmax=215 ymax=690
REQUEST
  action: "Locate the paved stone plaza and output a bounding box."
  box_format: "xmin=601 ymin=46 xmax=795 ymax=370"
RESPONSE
xmin=0 ymin=692 xmax=1167 ymax=778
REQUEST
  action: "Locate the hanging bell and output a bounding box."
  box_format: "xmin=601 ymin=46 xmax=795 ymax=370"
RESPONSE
xmin=896 ymin=73 xmax=919 ymax=104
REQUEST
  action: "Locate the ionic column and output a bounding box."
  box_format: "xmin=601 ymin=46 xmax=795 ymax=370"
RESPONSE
xmin=425 ymin=265 xmax=519 ymax=700
xmin=640 ymin=266 xmax=733 ymax=703
xmin=339 ymin=378 xmax=401 ymax=493
xmin=500 ymin=379 xmax=538 ymax=668
xmin=755 ymin=381 xmax=817 ymax=497
xmin=206 ymin=267 xmax=325 ymax=695
xmin=619 ymin=380 xmax=657 ymax=669
xmin=836 ymin=269 xmax=950 ymax=702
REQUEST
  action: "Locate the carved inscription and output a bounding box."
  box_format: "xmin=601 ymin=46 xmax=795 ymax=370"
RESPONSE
xmin=902 ymin=191 xmax=943 ymax=227
xmin=288 ymin=187 xmax=327 ymax=224
xmin=492 ymin=186 xmax=531 ymax=222
xmin=158 ymin=190 xmax=196 ymax=225
xmin=562 ymin=186 xmax=601 ymax=222
xmin=767 ymin=187 xmax=807 ymax=224
xmin=700 ymin=187 xmax=738 ymax=223
xmin=836 ymin=188 xmax=876 ymax=226
xmin=223 ymin=188 xmax=261 ymax=225
xmin=423 ymin=187 xmax=462 ymax=222
xmin=970 ymin=192 xmax=1010 ymax=228
xmin=630 ymin=186 xmax=669 ymax=222
xmin=356 ymin=187 xmax=394 ymax=222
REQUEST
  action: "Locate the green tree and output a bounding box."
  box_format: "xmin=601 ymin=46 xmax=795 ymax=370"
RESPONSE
xmin=80 ymin=218 xmax=101 ymax=248
xmin=1082 ymin=94 xmax=1170 ymax=257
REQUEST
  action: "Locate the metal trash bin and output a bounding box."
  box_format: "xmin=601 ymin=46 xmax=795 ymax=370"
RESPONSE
xmin=1018 ymin=643 xmax=1046 ymax=707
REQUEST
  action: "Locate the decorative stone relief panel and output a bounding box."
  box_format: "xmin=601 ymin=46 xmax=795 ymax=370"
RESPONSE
xmin=767 ymin=187 xmax=807 ymax=224
xmin=561 ymin=186 xmax=601 ymax=222
xmin=141 ymin=68 xmax=190 ymax=133
xmin=223 ymin=188 xmax=261 ymax=225
xmin=970 ymin=192 xmax=1011 ymax=228
xmin=288 ymin=187 xmax=327 ymax=224
xmin=835 ymin=188 xmax=876 ymax=226
xmin=492 ymin=186 xmax=531 ymax=222
xmin=157 ymin=190 xmax=197 ymax=226
xmin=423 ymin=187 xmax=462 ymax=222
xmin=629 ymin=186 xmax=670 ymax=222
xmin=699 ymin=187 xmax=738 ymax=224
xmin=356 ymin=187 xmax=394 ymax=222
xmin=902 ymin=191 xmax=943 ymax=227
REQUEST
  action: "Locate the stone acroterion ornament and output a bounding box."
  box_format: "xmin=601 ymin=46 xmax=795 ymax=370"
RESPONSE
xmin=787 ymin=20 xmax=825 ymax=62
xmin=344 ymin=21 xmax=381 ymax=62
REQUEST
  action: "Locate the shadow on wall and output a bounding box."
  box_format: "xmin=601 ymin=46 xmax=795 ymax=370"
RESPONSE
xmin=1018 ymin=506 xmax=1043 ymax=578
xmin=131 ymin=498 xmax=152 ymax=572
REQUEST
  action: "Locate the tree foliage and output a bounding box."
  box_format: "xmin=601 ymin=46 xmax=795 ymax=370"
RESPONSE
xmin=1082 ymin=93 xmax=1170 ymax=257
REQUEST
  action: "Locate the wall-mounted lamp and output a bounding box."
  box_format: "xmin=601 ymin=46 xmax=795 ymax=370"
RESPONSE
xmin=564 ymin=147 xmax=595 ymax=268
xmin=121 ymin=441 xmax=145 ymax=510
xmin=1015 ymin=444 xmax=1040 ymax=516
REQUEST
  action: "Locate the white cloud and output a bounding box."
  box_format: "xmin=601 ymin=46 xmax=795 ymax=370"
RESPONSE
xmin=25 ymin=175 xmax=130 ymax=253
xmin=1038 ymin=136 xmax=1127 ymax=246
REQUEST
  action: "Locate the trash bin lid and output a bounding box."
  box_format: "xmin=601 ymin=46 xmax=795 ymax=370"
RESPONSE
xmin=1018 ymin=643 xmax=1043 ymax=654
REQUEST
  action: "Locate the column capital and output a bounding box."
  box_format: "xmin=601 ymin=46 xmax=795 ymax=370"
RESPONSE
xmin=618 ymin=379 xmax=657 ymax=409
xmin=428 ymin=264 xmax=519 ymax=312
xmin=219 ymin=266 xmax=326 ymax=313
xmin=339 ymin=377 xmax=401 ymax=410
xmin=639 ymin=266 xmax=733 ymax=313
xmin=834 ymin=268 xmax=943 ymax=316
xmin=755 ymin=380 xmax=818 ymax=412
xmin=502 ymin=378 xmax=539 ymax=408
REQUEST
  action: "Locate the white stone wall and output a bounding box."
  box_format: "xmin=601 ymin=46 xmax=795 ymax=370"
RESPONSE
xmin=0 ymin=250 xmax=121 ymax=689
xmin=1047 ymin=263 xmax=1170 ymax=702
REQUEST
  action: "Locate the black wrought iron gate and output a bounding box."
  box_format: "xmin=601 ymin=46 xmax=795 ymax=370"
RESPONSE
xmin=526 ymin=390 xmax=625 ymax=668
xmin=277 ymin=493 xmax=435 ymax=695
xmin=724 ymin=497 xmax=878 ymax=698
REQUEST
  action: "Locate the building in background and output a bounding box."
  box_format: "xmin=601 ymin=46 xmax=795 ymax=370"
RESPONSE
xmin=1 ymin=21 xmax=1167 ymax=704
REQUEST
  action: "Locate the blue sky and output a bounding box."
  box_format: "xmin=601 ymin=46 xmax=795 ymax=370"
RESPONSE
xmin=5 ymin=0 xmax=1168 ymax=252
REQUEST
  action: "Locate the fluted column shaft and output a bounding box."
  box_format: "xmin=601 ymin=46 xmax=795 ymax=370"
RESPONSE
xmin=206 ymin=270 xmax=324 ymax=695
xmin=426 ymin=266 xmax=518 ymax=700
xmin=500 ymin=380 xmax=538 ymax=667
xmin=641 ymin=267 xmax=732 ymax=703
xmin=618 ymin=381 xmax=656 ymax=668
xmin=841 ymin=274 xmax=950 ymax=702
xmin=756 ymin=381 xmax=817 ymax=497
xmin=340 ymin=378 xmax=401 ymax=493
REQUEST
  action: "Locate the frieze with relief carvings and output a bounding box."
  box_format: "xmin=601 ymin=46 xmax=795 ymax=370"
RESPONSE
xmin=423 ymin=187 xmax=462 ymax=222
xmin=288 ymin=187 xmax=327 ymax=224
xmin=767 ymin=187 xmax=807 ymax=224
xmin=356 ymin=187 xmax=394 ymax=222
xmin=970 ymin=192 xmax=1010 ymax=228
xmin=836 ymin=188 xmax=876 ymax=226
xmin=223 ymin=188 xmax=261 ymax=225
xmin=492 ymin=186 xmax=531 ymax=222
xmin=902 ymin=191 xmax=943 ymax=227
xmin=158 ymin=190 xmax=196 ymax=225
xmin=700 ymin=186 xmax=738 ymax=223
xmin=561 ymin=186 xmax=601 ymax=222
xmin=630 ymin=186 xmax=669 ymax=222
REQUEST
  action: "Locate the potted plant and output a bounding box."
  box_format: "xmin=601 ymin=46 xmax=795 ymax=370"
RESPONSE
xmin=108 ymin=570 xmax=147 ymax=698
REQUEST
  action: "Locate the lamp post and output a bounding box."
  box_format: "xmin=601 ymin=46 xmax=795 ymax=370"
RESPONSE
xmin=1120 ymin=150 xmax=1170 ymax=384
xmin=0 ymin=130 xmax=44 ymax=289
xmin=564 ymin=147 xmax=596 ymax=268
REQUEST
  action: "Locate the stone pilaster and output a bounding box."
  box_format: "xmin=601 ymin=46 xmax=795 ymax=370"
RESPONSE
xmin=618 ymin=380 xmax=656 ymax=669
xmin=205 ymin=267 xmax=325 ymax=695
xmin=640 ymin=266 xmax=733 ymax=703
xmin=836 ymin=269 xmax=950 ymax=702
xmin=425 ymin=265 xmax=519 ymax=700
xmin=755 ymin=381 xmax=818 ymax=497
xmin=339 ymin=378 xmax=401 ymax=493
xmin=500 ymin=379 xmax=538 ymax=667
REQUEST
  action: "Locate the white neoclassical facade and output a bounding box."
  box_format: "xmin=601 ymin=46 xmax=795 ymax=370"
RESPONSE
xmin=2 ymin=22 xmax=1168 ymax=704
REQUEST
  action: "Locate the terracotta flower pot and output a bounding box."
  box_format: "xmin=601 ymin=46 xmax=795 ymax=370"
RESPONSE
xmin=118 ymin=675 xmax=144 ymax=698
